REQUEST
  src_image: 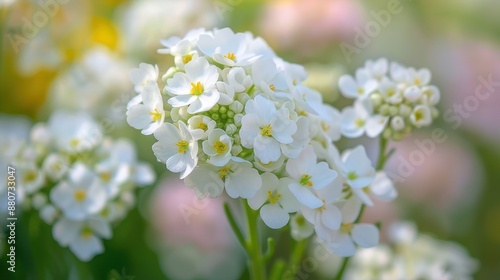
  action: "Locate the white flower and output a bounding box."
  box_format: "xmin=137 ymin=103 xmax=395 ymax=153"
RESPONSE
xmin=185 ymin=160 xmax=262 ymax=199
xmin=421 ymin=85 xmax=440 ymax=105
xmin=339 ymin=146 xmax=376 ymax=189
xmin=187 ymin=115 xmax=216 ymax=140
xmin=166 ymin=57 xmax=220 ymax=113
xmin=198 ymin=28 xmax=258 ymax=66
xmin=42 ymin=153 xmax=69 ymax=181
xmin=390 ymin=62 xmax=409 ymax=83
xmin=338 ymin=69 xmax=378 ymax=99
xmin=248 ymin=173 xmax=300 ymax=229
xmin=251 ymin=59 xmax=290 ymax=99
xmin=301 ymin=178 xmax=343 ymax=241
xmin=407 ymin=67 xmax=431 ymax=86
xmin=40 ymin=204 xmax=59 ymax=224
xmin=18 ymin=164 xmax=45 ymax=195
xmin=130 ymin=63 xmax=159 ymax=93
xmin=152 ymin=122 xmax=198 ymax=179
xmin=127 ymin=80 xmax=166 ymax=135
xmin=225 ymin=66 xmax=252 ymax=93
xmin=410 ymin=104 xmax=432 ymax=127
xmin=290 ymin=213 xmax=315 ymax=241
xmin=202 ymin=129 xmax=232 ymax=166
xmin=354 ymin=171 xmax=397 ymax=206
xmin=52 ymin=218 xmax=111 ymax=261
xmin=328 ymin=197 xmax=379 ymax=257
xmin=158 ymin=28 xmax=207 ymax=56
xmin=391 ymin=116 xmax=405 ymax=131
xmin=403 ymin=85 xmax=422 ymax=102
xmin=286 ymin=146 xmax=338 ymax=209
xmin=364 ymin=58 xmax=388 ymax=81
xmin=378 ymin=77 xmax=403 ymax=104
xmin=239 ymin=95 xmax=297 ymax=164
xmin=281 ymin=116 xmax=310 ymax=158
xmin=340 ymin=98 xmax=388 ymax=138
xmin=50 ymin=164 xmax=107 ymax=220
xmin=48 ymin=111 xmax=102 ymax=153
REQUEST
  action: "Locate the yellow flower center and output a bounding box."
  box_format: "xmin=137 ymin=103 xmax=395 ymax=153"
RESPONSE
xmin=149 ymin=108 xmax=163 ymax=121
xmin=267 ymin=190 xmax=282 ymax=204
xmin=415 ymin=109 xmax=424 ymax=122
xmin=355 ymin=118 xmax=365 ymax=128
xmin=347 ymin=172 xmax=358 ymax=181
xmin=100 ymin=172 xmax=111 ymax=183
xmin=260 ymin=124 xmax=273 ymax=137
xmin=176 ymin=140 xmax=189 ymax=153
xmin=295 ymin=215 xmax=306 ymax=226
xmin=300 ymin=174 xmax=313 ymax=187
xmin=74 ymin=190 xmax=86 ymax=202
xmin=70 ymin=138 xmax=80 ymax=148
xmin=224 ymin=52 xmax=236 ymax=61
xmin=340 ymin=223 xmax=354 ymax=234
xmin=190 ymin=81 xmax=204 ymax=96
xmin=213 ymin=140 xmax=228 ymax=155
xmin=414 ymin=78 xmax=421 ymax=86
xmin=321 ymin=121 xmax=331 ymax=132
xmin=182 ymin=54 xmax=193 ymax=64
xmin=269 ymin=84 xmax=276 ymax=91
xmin=23 ymin=171 xmax=37 ymax=183
xmin=218 ymin=165 xmax=232 ymax=179
xmin=197 ymin=122 xmax=208 ymax=131
xmin=387 ymin=89 xmax=395 ymax=97
xmin=81 ymin=227 xmax=93 ymax=239
xmin=357 ymin=88 xmax=364 ymax=95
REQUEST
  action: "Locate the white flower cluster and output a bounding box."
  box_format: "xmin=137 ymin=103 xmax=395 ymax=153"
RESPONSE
xmin=339 ymin=58 xmax=440 ymax=140
xmin=126 ymin=28 xmax=408 ymax=257
xmin=345 ymin=222 xmax=478 ymax=280
xmin=3 ymin=111 xmax=155 ymax=261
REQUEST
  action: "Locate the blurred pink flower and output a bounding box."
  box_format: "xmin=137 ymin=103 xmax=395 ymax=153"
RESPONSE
xmin=150 ymin=177 xmax=232 ymax=251
xmin=432 ymin=40 xmax=500 ymax=143
xmin=259 ymin=0 xmax=364 ymax=53
xmin=387 ymin=134 xmax=483 ymax=211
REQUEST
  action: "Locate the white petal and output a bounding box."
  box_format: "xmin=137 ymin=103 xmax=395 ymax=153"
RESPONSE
xmin=285 ymin=146 xmax=316 ymax=179
xmin=70 ymin=235 xmax=103 ymax=261
xmin=366 ymin=115 xmax=388 ymax=138
xmin=184 ymin=166 xmax=224 ymax=199
xmin=341 ymin=196 xmax=362 ymax=224
xmin=254 ymin=135 xmax=281 ymax=164
xmin=260 ymin=204 xmax=289 ymax=229
xmin=321 ymin=205 xmax=342 ymax=231
xmin=168 ymin=95 xmax=197 ymax=107
xmin=288 ymin=183 xmax=323 ymax=209
xmin=126 ymin=104 xmax=153 ymax=130
xmin=352 ymin=224 xmax=379 ymax=248
xmin=226 ymin=165 xmax=262 ymax=199
xmin=338 ymin=75 xmax=358 ymax=98
xmin=329 ymin=232 xmax=356 ymax=257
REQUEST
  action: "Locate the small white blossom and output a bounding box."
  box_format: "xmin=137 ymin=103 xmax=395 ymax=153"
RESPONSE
xmin=248 ymin=173 xmax=300 ymax=229
xmin=166 ymin=57 xmax=220 ymax=113
xmin=152 ymin=122 xmax=198 ymax=179
xmin=50 ymin=164 xmax=107 ymax=220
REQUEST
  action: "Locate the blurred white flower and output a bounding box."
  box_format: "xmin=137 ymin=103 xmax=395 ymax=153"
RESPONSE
xmin=51 ymin=164 xmax=107 ymax=220
xmin=52 ymin=218 xmax=111 ymax=261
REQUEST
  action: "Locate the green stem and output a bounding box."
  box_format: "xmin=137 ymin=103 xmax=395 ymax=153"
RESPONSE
xmin=334 ymin=257 xmax=349 ymax=280
xmin=376 ymin=137 xmax=389 ymax=170
xmin=289 ymin=239 xmax=308 ymax=272
xmin=335 ymin=137 xmax=390 ymax=280
xmin=223 ymin=202 xmax=247 ymax=250
xmin=244 ymin=201 xmax=266 ymax=280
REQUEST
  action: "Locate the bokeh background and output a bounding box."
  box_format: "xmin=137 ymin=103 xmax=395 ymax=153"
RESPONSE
xmin=1 ymin=0 xmax=500 ymax=279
